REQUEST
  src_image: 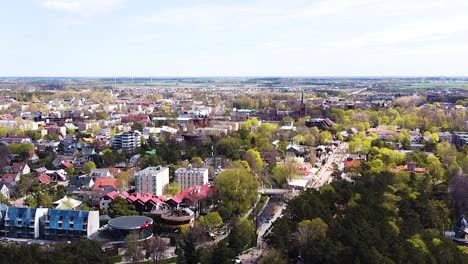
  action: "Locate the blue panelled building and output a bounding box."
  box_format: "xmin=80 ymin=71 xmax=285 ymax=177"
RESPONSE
xmin=0 ymin=206 xmax=99 ymax=240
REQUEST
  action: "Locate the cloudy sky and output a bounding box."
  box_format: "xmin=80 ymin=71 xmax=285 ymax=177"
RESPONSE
xmin=1 ymin=0 xmax=468 ymax=76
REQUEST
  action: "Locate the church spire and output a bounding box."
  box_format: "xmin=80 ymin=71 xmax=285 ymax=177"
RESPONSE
xmin=301 ymin=90 xmax=304 ymax=104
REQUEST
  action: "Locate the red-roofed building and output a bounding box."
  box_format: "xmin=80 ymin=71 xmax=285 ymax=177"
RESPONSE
xmin=100 ymin=191 xmax=166 ymax=212
xmin=2 ymin=173 xmax=20 ymax=184
xmin=93 ymin=177 xmax=118 ymax=191
xmin=37 ymin=173 xmax=52 ymax=185
xmin=108 ymin=167 xmax=121 ymax=175
xmin=295 ymin=163 xmax=312 ymax=176
xmin=390 ymin=161 xmax=426 ymax=174
xmin=122 ymin=114 xmax=150 ymax=124
xmin=167 ymin=185 xmax=216 ymax=211
xmin=344 ymin=159 xmax=361 ymax=168
xmin=27 ymin=152 xmax=40 ymax=163
xmin=60 ymin=160 xmax=74 ymax=169
xmin=100 ymin=191 xmax=124 ymax=211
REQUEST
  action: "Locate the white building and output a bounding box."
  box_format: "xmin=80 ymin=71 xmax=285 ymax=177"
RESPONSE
xmin=134 ymin=166 xmax=169 ymax=196
xmin=175 ymin=165 xmax=209 ymax=190
xmin=112 ymin=130 xmax=142 ymax=152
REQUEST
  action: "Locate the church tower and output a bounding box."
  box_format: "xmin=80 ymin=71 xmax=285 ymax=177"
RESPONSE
xmin=300 ymin=90 xmax=306 ymax=117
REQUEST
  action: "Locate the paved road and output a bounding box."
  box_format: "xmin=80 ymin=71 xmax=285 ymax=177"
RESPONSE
xmin=238 ymin=202 xmax=285 ymax=264
xmin=309 ymin=142 xmax=348 ymax=189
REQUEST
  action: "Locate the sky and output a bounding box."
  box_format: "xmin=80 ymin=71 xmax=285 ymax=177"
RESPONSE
xmin=1 ymin=0 xmax=468 ymax=77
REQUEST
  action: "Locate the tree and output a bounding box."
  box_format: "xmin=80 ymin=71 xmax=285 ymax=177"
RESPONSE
xmin=24 ymin=196 xmax=37 ymax=208
xmin=131 ymin=122 xmax=144 ymax=132
xmin=272 ymin=161 xmax=300 ymax=186
xmin=110 ymin=197 xmax=137 ymax=217
xmin=7 ymin=143 xmax=34 ymax=160
xmin=125 ymin=231 xmax=142 ymax=264
xmin=216 ymin=137 xmax=242 ymax=160
xmin=191 ymin=156 xmax=203 ymax=167
xmin=0 ymin=193 xmax=10 ymax=206
xmin=199 ymin=212 xmax=223 ymax=231
xmin=229 ymin=218 xmax=256 ymax=254
xmin=436 ymin=142 xmax=458 ymax=168
xmin=243 ymin=149 xmax=263 ymax=174
xmin=83 ymin=161 xmax=97 ymax=174
xmin=96 ymin=112 xmax=108 ymax=120
xmin=115 ymin=170 xmax=133 ymax=191
xmin=164 ymin=182 xmax=181 ymax=197
xmin=260 ymin=249 xmax=288 ymax=264
xmin=215 ymin=168 xmax=259 ymax=220
xmin=144 ymin=236 xmax=169 ymax=264
xmin=38 ymin=192 xmax=53 ymax=208
xmin=211 ymin=243 xmax=236 ymax=264
xmin=319 ymin=131 xmax=332 ymax=145
xmin=176 ymin=228 xmax=201 ymax=264
xmin=65 ymin=166 xmax=74 ymax=177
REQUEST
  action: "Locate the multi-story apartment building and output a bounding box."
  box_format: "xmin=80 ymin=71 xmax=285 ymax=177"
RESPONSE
xmin=3 ymin=207 xmax=48 ymax=238
xmin=44 ymin=209 xmax=99 ymax=240
xmin=452 ymin=132 xmax=468 ymax=147
xmin=175 ymin=166 xmax=209 ymax=190
xmin=112 ymin=130 xmax=142 ymax=152
xmin=134 ymin=166 xmax=169 ymax=196
xmin=0 ymin=207 xmax=99 ymax=240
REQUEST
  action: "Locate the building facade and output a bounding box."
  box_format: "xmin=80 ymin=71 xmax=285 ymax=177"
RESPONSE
xmin=0 ymin=206 xmax=99 ymax=240
xmin=134 ymin=166 xmax=169 ymax=196
xmin=112 ymin=131 xmax=142 ymax=152
xmin=175 ymin=166 xmax=209 ymax=190
xmin=452 ymin=132 xmax=468 ymax=147
xmin=44 ymin=209 xmax=99 ymax=240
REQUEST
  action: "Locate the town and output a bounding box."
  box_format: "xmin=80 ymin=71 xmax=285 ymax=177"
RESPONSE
xmin=0 ymin=77 xmax=467 ymax=263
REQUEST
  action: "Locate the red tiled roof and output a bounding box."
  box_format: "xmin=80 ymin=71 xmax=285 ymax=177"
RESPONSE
xmin=344 ymin=159 xmax=361 ymax=168
xmin=414 ymin=168 xmax=427 ymax=173
xmin=2 ymin=174 xmax=17 ymax=183
xmin=104 ymin=191 xmax=122 ymax=200
xmin=61 ymin=160 xmax=74 ymax=169
xmin=120 ymin=191 xmax=164 ymax=205
xmin=93 ymin=177 xmax=118 ymax=190
xmin=37 ymin=174 xmax=52 ymax=184
xmin=169 ymin=185 xmax=216 ymax=204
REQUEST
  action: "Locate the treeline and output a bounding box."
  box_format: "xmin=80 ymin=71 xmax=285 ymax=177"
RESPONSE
xmin=0 ymin=239 xmax=118 ymax=264
xmin=265 ymin=170 xmax=468 ymax=264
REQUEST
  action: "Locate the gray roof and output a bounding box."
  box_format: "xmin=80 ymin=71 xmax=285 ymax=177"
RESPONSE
xmin=108 ymin=216 xmax=153 ymax=230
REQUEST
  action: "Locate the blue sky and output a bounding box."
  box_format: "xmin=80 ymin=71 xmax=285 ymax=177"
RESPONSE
xmin=1 ymin=0 xmax=468 ymax=76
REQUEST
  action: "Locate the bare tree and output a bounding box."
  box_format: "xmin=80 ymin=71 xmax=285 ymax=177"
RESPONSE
xmin=145 ymin=236 xmax=169 ymax=264
xmin=125 ymin=231 xmax=143 ymax=264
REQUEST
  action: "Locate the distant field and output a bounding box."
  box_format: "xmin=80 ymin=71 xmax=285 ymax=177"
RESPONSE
xmin=403 ymin=83 xmax=468 ymax=89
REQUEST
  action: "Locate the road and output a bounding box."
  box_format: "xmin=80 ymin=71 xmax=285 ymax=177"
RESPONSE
xmin=238 ymin=201 xmax=285 ymax=264
xmin=309 ymin=142 xmax=348 ymax=189
xmin=349 ymin=88 xmax=367 ymax=95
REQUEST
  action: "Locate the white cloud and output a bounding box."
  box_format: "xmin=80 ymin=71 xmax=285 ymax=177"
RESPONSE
xmin=40 ymin=0 xmax=127 ymax=16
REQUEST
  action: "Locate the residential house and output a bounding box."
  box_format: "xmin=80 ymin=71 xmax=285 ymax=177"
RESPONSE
xmin=10 ymin=163 xmax=30 ymax=175
xmin=53 ymin=196 xmax=83 ymax=210
xmin=36 ymin=173 xmax=52 ymax=185
xmin=89 ymin=168 xmax=113 ymax=178
xmin=0 ymin=183 xmax=12 ymax=200
xmin=2 ymin=173 xmax=20 ymax=184
xmin=93 ymin=177 xmax=118 ymax=192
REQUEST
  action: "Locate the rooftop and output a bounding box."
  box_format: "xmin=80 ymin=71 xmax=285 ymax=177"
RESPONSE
xmin=108 ymin=215 xmax=153 ymax=230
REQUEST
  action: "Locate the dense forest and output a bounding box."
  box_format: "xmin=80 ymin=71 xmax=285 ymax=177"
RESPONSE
xmin=265 ymin=169 xmax=468 ymax=264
